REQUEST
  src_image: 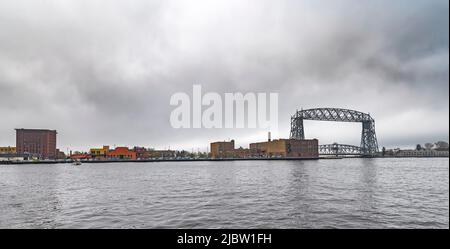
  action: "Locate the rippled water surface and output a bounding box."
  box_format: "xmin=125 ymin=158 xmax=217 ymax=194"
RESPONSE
xmin=0 ymin=158 xmax=448 ymax=228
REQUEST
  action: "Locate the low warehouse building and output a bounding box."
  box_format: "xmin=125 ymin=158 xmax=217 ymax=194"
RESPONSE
xmin=250 ymin=139 xmax=319 ymax=158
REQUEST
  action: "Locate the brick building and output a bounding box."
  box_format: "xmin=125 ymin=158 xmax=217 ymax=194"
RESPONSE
xmin=55 ymin=149 xmax=67 ymax=160
xmin=250 ymin=139 xmax=319 ymax=158
xmin=210 ymin=138 xmax=319 ymax=159
xmin=210 ymin=140 xmax=235 ymax=158
xmin=15 ymin=129 xmax=57 ymax=159
xmin=232 ymin=147 xmax=252 ymax=158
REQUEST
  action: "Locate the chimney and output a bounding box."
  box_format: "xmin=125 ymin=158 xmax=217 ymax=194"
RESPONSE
xmin=268 ymin=132 xmax=271 ymax=142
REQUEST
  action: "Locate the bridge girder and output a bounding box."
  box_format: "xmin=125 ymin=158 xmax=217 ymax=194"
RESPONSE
xmin=319 ymin=143 xmax=362 ymax=155
xmin=290 ymin=108 xmax=379 ymax=155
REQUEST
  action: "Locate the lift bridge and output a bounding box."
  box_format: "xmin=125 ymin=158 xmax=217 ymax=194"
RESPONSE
xmin=290 ymin=108 xmax=379 ymax=156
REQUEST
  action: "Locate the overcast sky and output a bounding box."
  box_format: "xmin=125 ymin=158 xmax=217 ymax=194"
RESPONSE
xmin=0 ymin=0 xmax=448 ymax=152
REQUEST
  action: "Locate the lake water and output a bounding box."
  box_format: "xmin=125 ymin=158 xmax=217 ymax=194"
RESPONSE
xmin=0 ymin=158 xmax=448 ymax=228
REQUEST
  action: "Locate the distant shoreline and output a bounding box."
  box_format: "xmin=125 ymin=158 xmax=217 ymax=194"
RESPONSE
xmin=1 ymin=156 xmax=448 ymax=165
xmin=0 ymin=157 xmax=320 ymax=165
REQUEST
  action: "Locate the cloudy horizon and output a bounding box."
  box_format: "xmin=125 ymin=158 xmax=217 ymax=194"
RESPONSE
xmin=0 ymin=0 xmax=448 ymax=152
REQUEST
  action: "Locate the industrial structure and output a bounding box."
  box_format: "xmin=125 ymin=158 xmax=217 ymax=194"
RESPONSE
xmin=210 ymin=140 xmax=236 ymax=158
xmin=290 ymin=108 xmax=379 ymax=156
xmin=210 ymin=137 xmax=319 ymax=159
xmin=250 ymin=138 xmax=318 ymax=158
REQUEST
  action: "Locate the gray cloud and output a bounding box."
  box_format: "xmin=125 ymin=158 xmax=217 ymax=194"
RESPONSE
xmin=0 ymin=0 xmax=448 ymax=151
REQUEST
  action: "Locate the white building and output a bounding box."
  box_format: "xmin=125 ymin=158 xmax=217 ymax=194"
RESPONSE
xmin=395 ymin=149 xmax=449 ymax=157
xmin=0 ymin=153 xmax=38 ymax=162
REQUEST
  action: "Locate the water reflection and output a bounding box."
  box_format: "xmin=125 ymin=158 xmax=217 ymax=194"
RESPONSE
xmin=356 ymin=158 xmax=380 ymax=227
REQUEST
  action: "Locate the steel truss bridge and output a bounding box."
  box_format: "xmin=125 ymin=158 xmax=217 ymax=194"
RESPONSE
xmin=319 ymin=143 xmax=362 ymax=155
xmin=290 ymin=108 xmax=379 ymax=156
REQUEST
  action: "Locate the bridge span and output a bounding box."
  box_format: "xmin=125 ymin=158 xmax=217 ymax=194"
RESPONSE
xmin=319 ymin=143 xmax=363 ymax=156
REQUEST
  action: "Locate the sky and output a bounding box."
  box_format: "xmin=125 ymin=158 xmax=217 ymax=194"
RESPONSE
xmin=0 ymin=0 xmax=448 ymax=152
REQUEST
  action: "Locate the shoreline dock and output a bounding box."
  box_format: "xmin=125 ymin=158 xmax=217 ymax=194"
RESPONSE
xmin=1 ymin=157 xmax=323 ymax=165
xmin=1 ymin=155 xmax=448 ymax=165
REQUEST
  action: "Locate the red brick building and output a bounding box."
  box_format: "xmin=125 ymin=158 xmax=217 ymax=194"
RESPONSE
xmin=15 ymin=129 xmax=57 ymax=159
xmin=210 ymin=140 xmax=235 ymax=158
xmin=250 ymin=139 xmax=319 ymax=158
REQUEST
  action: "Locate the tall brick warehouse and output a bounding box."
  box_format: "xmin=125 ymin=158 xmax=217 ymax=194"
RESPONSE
xmin=15 ymin=129 xmax=57 ymax=159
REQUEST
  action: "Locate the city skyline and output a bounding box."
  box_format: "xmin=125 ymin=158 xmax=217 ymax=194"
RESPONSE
xmin=0 ymin=0 xmax=448 ymax=234
xmin=0 ymin=0 xmax=448 ymax=151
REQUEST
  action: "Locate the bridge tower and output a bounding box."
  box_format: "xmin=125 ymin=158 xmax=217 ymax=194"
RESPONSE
xmin=361 ymin=120 xmax=378 ymax=155
xmin=290 ymin=110 xmax=304 ymax=140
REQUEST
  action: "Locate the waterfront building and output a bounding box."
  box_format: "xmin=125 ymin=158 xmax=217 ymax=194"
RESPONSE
xmin=133 ymin=146 xmax=147 ymax=159
xmin=90 ymin=146 xmax=110 ymax=160
xmin=433 ymin=141 xmax=449 ymax=151
xmin=55 ymin=149 xmax=67 ymax=160
xmin=232 ymin=147 xmax=251 ymax=158
xmin=210 ymin=140 xmax=235 ymax=158
xmin=132 ymin=147 xmax=177 ymax=159
xmin=394 ymin=149 xmax=449 ymax=157
xmin=108 ymin=147 xmax=137 ymax=160
xmin=148 ymin=150 xmax=176 ymax=159
xmin=0 ymin=153 xmax=38 ymax=161
xmin=210 ymin=138 xmax=319 ymax=158
xmin=250 ymin=139 xmax=319 ymax=158
xmin=0 ymin=146 xmax=16 ymax=154
xmin=175 ymin=150 xmax=193 ymax=158
xmin=70 ymin=153 xmax=92 ymax=160
xmin=15 ymin=129 xmax=57 ymax=159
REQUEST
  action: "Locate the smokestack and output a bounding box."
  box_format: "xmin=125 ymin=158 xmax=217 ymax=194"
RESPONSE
xmin=268 ymin=132 xmax=271 ymax=142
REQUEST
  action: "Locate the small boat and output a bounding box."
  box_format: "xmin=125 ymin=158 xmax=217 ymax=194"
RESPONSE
xmin=72 ymin=160 xmax=82 ymax=166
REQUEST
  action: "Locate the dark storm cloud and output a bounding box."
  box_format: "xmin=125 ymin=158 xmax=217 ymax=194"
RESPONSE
xmin=0 ymin=0 xmax=448 ymax=150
